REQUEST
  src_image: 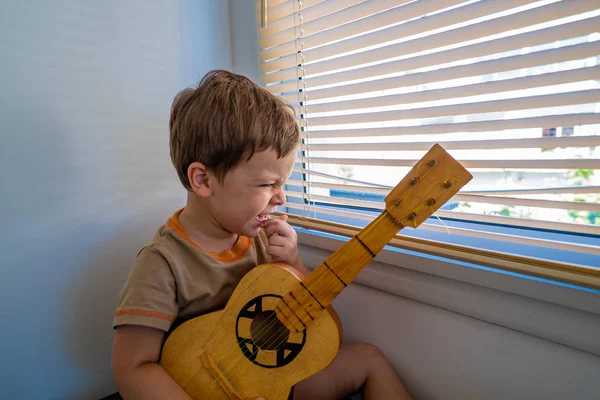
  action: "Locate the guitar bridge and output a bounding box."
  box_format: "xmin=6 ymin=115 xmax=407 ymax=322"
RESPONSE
xmin=200 ymin=352 xmax=244 ymax=400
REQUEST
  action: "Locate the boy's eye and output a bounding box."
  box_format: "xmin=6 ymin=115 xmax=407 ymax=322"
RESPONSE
xmin=260 ymin=184 xmax=274 ymax=187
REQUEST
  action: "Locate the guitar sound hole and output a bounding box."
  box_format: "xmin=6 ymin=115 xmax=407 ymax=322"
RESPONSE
xmin=250 ymin=310 xmax=290 ymax=351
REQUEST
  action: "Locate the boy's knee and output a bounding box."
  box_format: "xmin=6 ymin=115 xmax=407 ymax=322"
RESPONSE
xmin=347 ymin=342 xmax=387 ymax=364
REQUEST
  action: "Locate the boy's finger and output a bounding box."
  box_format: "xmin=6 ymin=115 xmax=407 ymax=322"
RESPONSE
xmin=260 ymin=214 xmax=288 ymax=228
xmin=266 ymin=245 xmax=286 ymax=261
xmin=263 ymin=220 xmax=292 ymax=237
xmin=267 ymin=234 xmax=287 ymax=247
xmin=259 ymin=216 xmax=279 ymax=229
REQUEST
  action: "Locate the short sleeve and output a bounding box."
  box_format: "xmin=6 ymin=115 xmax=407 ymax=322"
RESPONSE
xmin=113 ymin=246 xmax=178 ymax=332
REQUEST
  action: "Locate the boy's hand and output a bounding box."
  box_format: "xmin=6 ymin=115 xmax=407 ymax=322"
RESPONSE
xmin=260 ymin=215 xmax=299 ymax=266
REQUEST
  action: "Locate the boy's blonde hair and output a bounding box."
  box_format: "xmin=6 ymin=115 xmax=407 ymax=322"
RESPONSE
xmin=169 ymin=70 xmax=300 ymax=189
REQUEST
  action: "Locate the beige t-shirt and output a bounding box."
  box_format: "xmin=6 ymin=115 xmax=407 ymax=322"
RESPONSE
xmin=113 ymin=209 xmax=272 ymax=333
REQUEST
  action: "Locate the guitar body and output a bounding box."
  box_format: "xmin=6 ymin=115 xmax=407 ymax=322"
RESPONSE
xmin=161 ymin=263 xmax=342 ymax=400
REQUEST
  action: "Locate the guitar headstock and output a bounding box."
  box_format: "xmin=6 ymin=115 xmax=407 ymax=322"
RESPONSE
xmin=385 ymin=144 xmax=472 ymax=228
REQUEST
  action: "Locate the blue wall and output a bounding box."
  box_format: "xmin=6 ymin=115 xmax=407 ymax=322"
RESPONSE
xmin=0 ymin=1 xmax=233 ymax=398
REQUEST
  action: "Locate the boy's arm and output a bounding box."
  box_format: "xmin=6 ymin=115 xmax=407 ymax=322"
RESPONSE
xmin=112 ymin=325 xmax=192 ymax=400
xmin=292 ymin=257 xmax=311 ymax=276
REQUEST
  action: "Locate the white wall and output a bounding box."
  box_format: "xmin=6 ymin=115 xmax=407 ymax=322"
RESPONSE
xmin=334 ymin=283 xmax=600 ymax=400
xmin=0 ymin=1 xmax=232 ymax=399
xmin=230 ymin=0 xmax=261 ymax=82
xmin=230 ymin=0 xmax=261 ymax=83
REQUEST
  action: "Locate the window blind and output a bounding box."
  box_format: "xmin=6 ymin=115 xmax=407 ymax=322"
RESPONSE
xmin=254 ymin=0 xmax=600 ymax=282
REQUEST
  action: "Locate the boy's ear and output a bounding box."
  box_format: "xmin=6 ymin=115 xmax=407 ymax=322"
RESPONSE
xmin=187 ymin=162 xmax=213 ymax=197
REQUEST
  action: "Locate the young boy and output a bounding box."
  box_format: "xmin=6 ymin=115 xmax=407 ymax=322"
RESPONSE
xmin=111 ymin=70 xmax=412 ymax=400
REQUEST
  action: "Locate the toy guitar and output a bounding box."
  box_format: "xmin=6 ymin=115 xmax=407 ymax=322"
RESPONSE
xmin=161 ymin=144 xmax=472 ymax=399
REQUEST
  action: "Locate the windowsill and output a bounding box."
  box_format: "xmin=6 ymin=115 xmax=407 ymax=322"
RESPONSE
xmin=296 ymin=227 xmax=600 ymax=357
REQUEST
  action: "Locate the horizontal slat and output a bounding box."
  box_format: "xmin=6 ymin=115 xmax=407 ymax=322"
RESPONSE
xmin=288 ymin=179 xmax=600 ymax=197
xmin=258 ymin=0 xmax=410 ymax=49
xmin=458 ymin=186 xmax=600 ymax=196
xmin=260 ymin=0 xmax=471 ymax=60
xmin=263 ymin=0 xmax=596 ymax=81
xmin=297 ymin=66 xmax=600 ymax=114
xmin=282 ymin=41 xmax=600 ymax=103
xmin=288 ymin=191 xmax=388 ymax=209
xmin=288 ymin=200 xmax=372 ymax=221
xmin=256 ymin=0 xmax=367 ymax=37
xmin=298 ymin=158 xmax=600 ymax=169
xmin=285 ymin=203 xmax=600 ymax=255
xmin=308 ymin=90 xmax=600 ymax=126
xmin=269 ymin=16 xmax=600 ymax=94
xmin=260 ymin=0 xmax=474 ymax=64
xmin=301 ymin=113 xmax=600 ymax=139
xmin=254 ymin=0 xmax=325 ymax=24
xmin=291 ymin=168 xmax=385 ymax=186
xmin=287 ymin=191 xmax=600 ymax=214
xmin=307 ymin=136 xmax=600 ymax=152
xmin=453 ymin=194 xmax=600 ymax=213
xmin=435 ymin=209 xmax=600 ymax=235
xmin=422 ymin=222 xmax=600 ymax=256
xmin=288 ymin=179 xmax=389 ymax=194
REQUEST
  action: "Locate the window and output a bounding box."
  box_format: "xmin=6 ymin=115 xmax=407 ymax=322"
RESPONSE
xmin=255 ymin=0 xmax=600 ymax=288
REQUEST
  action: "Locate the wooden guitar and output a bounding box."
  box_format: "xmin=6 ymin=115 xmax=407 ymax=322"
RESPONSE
xmin=161 ymin=144 xmax=472 ymax=399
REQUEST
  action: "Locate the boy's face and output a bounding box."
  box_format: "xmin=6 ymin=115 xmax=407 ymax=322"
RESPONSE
xmin=207 ymin=149 xmax=296 ymax=238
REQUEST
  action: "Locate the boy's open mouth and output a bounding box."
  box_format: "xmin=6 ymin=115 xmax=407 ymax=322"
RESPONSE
xmin=256 ymin=214 xmax=269 ymax=222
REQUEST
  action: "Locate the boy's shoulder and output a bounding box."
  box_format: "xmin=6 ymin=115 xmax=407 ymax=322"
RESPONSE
xmin=134 ymin=215 xmax=181 ymax=259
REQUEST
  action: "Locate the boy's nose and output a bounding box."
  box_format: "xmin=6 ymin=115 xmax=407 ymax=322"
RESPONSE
xmin=272 ymin=189 xmax=286 ymax=206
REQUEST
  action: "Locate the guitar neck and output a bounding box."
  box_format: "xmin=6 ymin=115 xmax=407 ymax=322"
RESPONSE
xmin=305 ymin=209 xmax=404 ymax=299
xmin=275 ymin=209 xmax=404 ymax=332
xmin=274 ymin=144 xmax=472 ymax=332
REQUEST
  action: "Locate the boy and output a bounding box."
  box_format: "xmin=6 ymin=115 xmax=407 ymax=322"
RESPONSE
xmin=111 ymin=70 xmax=412 ymax=400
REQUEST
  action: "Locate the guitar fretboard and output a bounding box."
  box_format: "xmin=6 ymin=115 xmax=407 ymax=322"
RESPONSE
xmin=275 ymin=210 xmax=404 ymax=332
